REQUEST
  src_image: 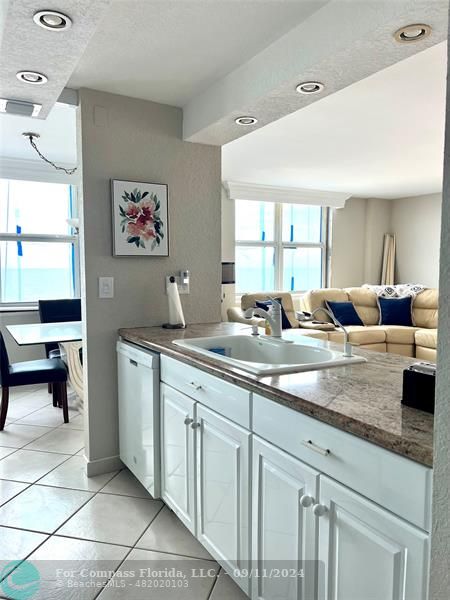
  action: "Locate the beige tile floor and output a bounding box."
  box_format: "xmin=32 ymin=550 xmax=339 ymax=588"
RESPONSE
xmin=0 ymin=385 xmax=247 ymax=600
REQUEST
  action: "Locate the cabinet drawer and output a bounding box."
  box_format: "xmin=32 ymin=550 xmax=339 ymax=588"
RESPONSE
xmin=161 ymin=355 xmax=250 ymax=428
xmin=253 ymin=394 xmax=432 ymax=531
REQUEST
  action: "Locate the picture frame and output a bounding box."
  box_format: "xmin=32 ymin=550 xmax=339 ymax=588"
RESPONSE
xmin=111 ymin=179 xmax=169 ymax=256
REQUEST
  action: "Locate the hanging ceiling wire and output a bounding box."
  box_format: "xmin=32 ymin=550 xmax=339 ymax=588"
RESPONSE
xmin=22 ymin=132 xmax=77 ymax=175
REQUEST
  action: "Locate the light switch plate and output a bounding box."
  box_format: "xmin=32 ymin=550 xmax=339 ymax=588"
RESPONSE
xmin=165 ymin=274 xmax=190 ymax=295
xmin=99 ymin=276 xmax=114 ymax=298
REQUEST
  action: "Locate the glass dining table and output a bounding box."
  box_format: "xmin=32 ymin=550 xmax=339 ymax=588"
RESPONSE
xmin=6 ymin=321 xmax=82 ymax=346
xmin=6 ymin=321 xmax=84 ymax=412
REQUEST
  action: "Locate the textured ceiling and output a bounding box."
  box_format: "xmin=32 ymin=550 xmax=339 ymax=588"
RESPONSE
xmin=69 ymin=0 xmax=327 ymax=107
xmin=0 ymin=0 xmax=110 ymax=118
xmin=0 ymin=102 xmax=77 ymax=164
xmin=183 ymin=0 xmax=449 ymax=145
xmin=0 ymin=0 xmax=448 ymax=152
xmin=223 ymin=43 xmax=447 ymax=199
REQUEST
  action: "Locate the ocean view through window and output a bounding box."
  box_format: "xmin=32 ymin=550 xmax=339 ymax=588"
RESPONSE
xmin=0 ymin=179 xmax=79 ymax=305
xmin=235 ymin=200 xmax=328 ymax=294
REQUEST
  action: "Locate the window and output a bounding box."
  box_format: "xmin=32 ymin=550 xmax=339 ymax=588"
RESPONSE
xmin=0 ymin=179 xmax=79 ymax=305
xmin=235 ymin=200 xmax=328 ymax=294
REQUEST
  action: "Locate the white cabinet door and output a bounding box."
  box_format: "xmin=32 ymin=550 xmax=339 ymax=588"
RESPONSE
xmin=318 ymin=476 xmax=429 ymax=600
xmin=160 ymin=383 xmax=196 ymax=533
xmin=196 ymin=404 xmax=251 ymax=594
xmin=252 ymin=436 xmax=320 ymax=600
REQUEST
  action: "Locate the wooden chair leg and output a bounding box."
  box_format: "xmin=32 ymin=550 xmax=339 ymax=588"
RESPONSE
xmin=48 ymin=383 xmax=52 ymax=394
xmin=0 ymin=387 xmax=9 ymax=431
xmin=60 ymin=382 xmax=69 ymax=424
xmin=52 ymin=382 xmax=60 ymax=408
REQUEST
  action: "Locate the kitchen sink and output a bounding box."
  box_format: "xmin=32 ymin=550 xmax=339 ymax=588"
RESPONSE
xmin=173 ymin=334 xmax=367 ymax=375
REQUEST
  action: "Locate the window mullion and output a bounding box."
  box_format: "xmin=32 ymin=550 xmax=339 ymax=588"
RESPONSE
xmin=0 ymin=233 xmax=77 ymax=243
xmin=274 ymin=203 xmax=282 ymax=290
xmin=235 ymin=240 xmax=276 ymax=248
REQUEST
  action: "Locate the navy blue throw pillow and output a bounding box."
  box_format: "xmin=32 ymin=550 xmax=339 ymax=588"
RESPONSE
xmin=325 ymin=301 xmax=364 ymax=326
xmin=378 ymin=296 xmax=413 ymax=326
xmin=255 ymin=298 xmax=292 ymax=330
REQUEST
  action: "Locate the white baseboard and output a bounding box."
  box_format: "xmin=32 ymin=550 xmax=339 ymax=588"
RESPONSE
xmin=84 ymin=454 xmax=124 ymax=477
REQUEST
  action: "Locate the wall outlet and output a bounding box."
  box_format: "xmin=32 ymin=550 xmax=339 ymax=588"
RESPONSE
xmin=99 ymin=276 xmax=114 ymax=298
xmin=166 ymin=272 xmax=190 ymax=295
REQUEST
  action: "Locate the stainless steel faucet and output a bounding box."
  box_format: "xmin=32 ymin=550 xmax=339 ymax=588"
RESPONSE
xmin=310 ymin=307 xmax=353 ymax=357
xmin=244 ymin=298 xmax=283 ymax=338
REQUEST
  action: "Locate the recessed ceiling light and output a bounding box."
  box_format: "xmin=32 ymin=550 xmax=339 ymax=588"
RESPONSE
xmin=16 ymin=71 xmax=48 ymax=85
xmin=33 ymin=10 xmax=72 ymax=31
xmin=296 ymin=81 xmax=325 ymax=95
xmin=0 ymin=99 xmax=42 ymax=117
xmin=235 ymin=116 xmax=258 ymax=126
xmin=394 ymin=24 xmax=431 ymax=43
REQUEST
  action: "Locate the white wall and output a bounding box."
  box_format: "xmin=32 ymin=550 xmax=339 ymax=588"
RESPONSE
xmin=363 ymin=197 xmax=392 ymax=284
xmin=221 ymin=186 xmax=235 ymax=262
xmin=221 ymin=186 xmax=236 ymax=319
xmin=429 ymin=19 xmax=449 ymax=597
xmin=391 ymin=193 xmax=442 ymax=287
xmin=78 ymin=89 xmax=221 ymax=470
xmin=330 ymin=194 xmax=442 ymax=289
xmin=331 ymin=196 xmax=393 ymax=288
xmin=330 ymin=198 xmax=367 ymax=287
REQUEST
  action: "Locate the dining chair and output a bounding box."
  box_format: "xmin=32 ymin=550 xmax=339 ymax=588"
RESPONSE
xmin=38 ymin=298 xmax=82 ymax=359
xmin=38 ymin=299 xmax=81 ymax=393
xmin=0 ymin=331 xmax=69 ymax=430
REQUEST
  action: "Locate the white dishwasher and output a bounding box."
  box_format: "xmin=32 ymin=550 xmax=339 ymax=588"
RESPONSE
xmin=117 ymin=340 xmax=161 ymax=498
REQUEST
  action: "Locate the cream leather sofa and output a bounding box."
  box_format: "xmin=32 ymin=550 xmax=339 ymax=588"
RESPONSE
xmin=227 ymin=288 xmax=438 ymax=361
xmin=300 ymin=287 xmax=438 ymax=361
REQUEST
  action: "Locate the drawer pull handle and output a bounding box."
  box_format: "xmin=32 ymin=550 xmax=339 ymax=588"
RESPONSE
xmin=184 ymin=417 xmax=193 ymax=426
xmin=189 ymin=381 xmax=203 ymax=391
xmin=299 ymin=494 xmax=315 ymax=508
xmin=313 ymin=503 xmax=328 ymax=517
xmin=129 ymin=359 xmax=138 ymax=367
xmin=302 ymin=439 xmax=331 ymax=456
xmin=191 ymin=422 xmax=201 ymax=429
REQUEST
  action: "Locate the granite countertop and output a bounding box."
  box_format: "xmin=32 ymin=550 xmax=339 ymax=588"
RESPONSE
xmin=118 ymin=322 xmax=434 ymax=467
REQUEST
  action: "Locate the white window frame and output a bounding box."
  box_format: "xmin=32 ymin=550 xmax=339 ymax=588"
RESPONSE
xmin=0 ymin=182 xmax=80 ymax=309
xmin=235 ymin=202 xmax=330 ymax=294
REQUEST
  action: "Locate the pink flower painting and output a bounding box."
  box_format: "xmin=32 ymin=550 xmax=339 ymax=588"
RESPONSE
xmin=118 ymin=187 xmax=164 ymax=251
xmin=112 ymin=180 xmax=168 ymax=256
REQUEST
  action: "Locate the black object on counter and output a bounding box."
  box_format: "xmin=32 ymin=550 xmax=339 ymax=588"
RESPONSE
xmin=402 ymin=363 xmax=436 ymax=414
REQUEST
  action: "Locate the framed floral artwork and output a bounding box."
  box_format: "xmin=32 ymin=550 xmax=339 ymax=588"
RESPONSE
xmin=111 ymin=179 xmax=169 ymax=256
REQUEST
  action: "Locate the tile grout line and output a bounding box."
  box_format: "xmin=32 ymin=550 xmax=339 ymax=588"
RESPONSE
xmin=0 ymin=488 xmax=223 ymax=598
xmin=91 ymin=503 xmax=218 ymax=600
xmin=92 ymin=545 xmax=135 ymax=600
xmin=21 ymin=429 xmax=85 ymax=454
xmin=41 ymin=468 xmax=134 ymax=539
xmin=0 ymin=446 xmax=82 ymax=488
xmin=129 ymin=501 xmax=165 ymax=546
xmin=0 ymin=530 xmax=52 ymax=586
xmin=0 ymin=446 xmax=73 ymax=456
xmin=6 ymin=398 xmax=57 ymax=421
xmin=0 ymin=424 xmax=61 ymax=452
xmin=207 ymin=567 xmax=222 ymax=600
xmin=14 ymin=409 xmax=82 ymax=429
xmin=0 ymin=523 xmax=133 ymax=550
xmin=1 ymin=389 xmax=228 ymax=597
xmin=0 ymin=481 xmax=32 ymax=508
xmin=132 ymin=543 xmax=217 ymax=562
